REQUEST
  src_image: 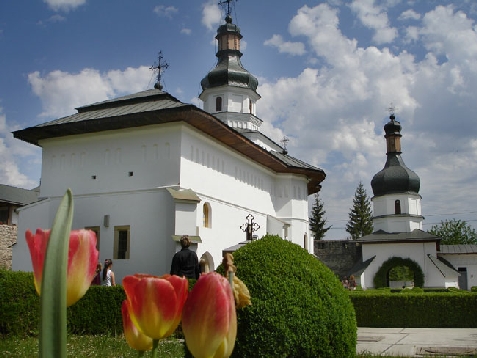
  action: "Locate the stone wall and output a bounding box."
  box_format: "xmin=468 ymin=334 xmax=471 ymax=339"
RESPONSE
xmin=0 ymin=224 xmax=17 ymax=269
xmin=314 ymin=240 xmax=361 ymax=279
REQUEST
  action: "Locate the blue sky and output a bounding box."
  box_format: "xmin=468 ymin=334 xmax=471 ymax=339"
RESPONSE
xmin=1 ymin=0 xmax=477 ymax=239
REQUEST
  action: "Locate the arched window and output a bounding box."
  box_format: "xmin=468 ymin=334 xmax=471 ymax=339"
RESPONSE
xmin=215 ymin=97 xmax=222 ymax=112
xmin=249 ymin=100 xmax=252 ymax=114
xmin=203 ymin=202 xmax=211 ymax=228
xmin=395 ymin=200 xmax=401 ymax=214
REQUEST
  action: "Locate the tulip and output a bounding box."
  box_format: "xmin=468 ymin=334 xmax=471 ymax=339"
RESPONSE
xmin=25 ymin=228 xmax=99 ymax=306
xmin=122 ymin=273 xmax=188 ymax=340
xmin=182 ymin=272 xmax=237 ymax=358
xmin=122 ymin=300 xmax=153 ymax=353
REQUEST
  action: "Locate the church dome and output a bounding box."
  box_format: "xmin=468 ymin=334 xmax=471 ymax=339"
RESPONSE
xmin=200 ymin=15 xmax=258 ymax=92
xmin=371 ymin=114 xmax=420 ymax=197
xmin=371 ymin=154 xmax=420 ymax=196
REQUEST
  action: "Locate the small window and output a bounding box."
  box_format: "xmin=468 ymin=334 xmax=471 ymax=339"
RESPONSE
xmin=114 ymin=226 xmax=130 ymax=259
xmin=85 ymin=226 xmax=100 ymax=251
xmin=215 ymin=97 xmax=222 ymax=112
xmin=395 ymin=200 xmax=401 ymax=214
xmin=203 ymin=203 xmax=211 ymax=228
xmin=0 ymin=208 xmax=9 ymax=225
xmin=249 ymin=100 xmax=252 ymax=114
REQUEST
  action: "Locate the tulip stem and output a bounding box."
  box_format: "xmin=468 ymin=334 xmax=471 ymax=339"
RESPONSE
xmin=151 ymin=339 xmax=159 ymax=358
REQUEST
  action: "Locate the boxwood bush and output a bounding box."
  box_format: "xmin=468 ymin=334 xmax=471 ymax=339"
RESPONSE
xmin=222 ymin=235 xmax=357 ymax=358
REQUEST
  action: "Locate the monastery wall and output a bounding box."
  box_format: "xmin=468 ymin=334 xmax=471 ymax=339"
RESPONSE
xmin=0 ymin=224 xmax=17 ymax=269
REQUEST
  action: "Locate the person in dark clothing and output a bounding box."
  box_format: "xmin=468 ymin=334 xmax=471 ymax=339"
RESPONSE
xmin=170 ymin=235 xmax=200 ymax=279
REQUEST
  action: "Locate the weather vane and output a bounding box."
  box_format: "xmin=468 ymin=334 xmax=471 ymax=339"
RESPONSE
xmin=150 ymin=51 xmax=169 ymax=90
xmin=218 ymin=0 xmax=237 ymax=18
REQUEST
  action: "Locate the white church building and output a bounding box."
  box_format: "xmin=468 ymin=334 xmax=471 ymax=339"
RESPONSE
xmin=350 ymin=113 xmax=477 ymax=290
xmin=12 ymin=14 xmax=325 ymax=283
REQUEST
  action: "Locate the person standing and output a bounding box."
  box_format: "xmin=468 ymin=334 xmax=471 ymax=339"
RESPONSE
xmin=102 ymin=259 xmax=115 ymax=286
xmin=170 ymin=235 xmax=200 ymax=279
xmin=91 ymin=263 xmax=102 ymax=285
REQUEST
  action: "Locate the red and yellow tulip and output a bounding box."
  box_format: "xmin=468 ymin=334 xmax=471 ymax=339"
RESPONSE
xmin=182 ymin=272 xmax=237 ymax=358
xmin=122 ymin=300 xmax=153 ymax=352
xmin=25 ymin=228 xmax=99 ymax=306
xmin=122 ymin=273 xmax=188 ymax=340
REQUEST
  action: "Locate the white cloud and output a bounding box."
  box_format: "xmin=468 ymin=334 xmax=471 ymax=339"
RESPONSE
xmin=181 ymin=28 xmax=192 ymax=35
xmin=349 ymin=0 xmax=397 ymax=44
xmin=257 ymin=3 xmax=477 ymax=236
xmin=264 ymin=34 xmax=306 ymax=56
xmin=28 ymin=66 xmax=152 ymax=118
xmin=153 ymin=5 xmax=178 ymax=18
xmin=398 ymin=9 xmax=421 ymax=21
xmin=43 ymin=0 xmax=86 ymax=12
xmin=202 ymin=1 xmax=222 ymax=31
xmin=0 ymin=108 xmax=40 ymax=188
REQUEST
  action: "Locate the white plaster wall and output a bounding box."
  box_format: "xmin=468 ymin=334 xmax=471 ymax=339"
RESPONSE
xmin=200 ymin=86 xmax=259 ymax=115
xmin=14 ymin=190 xmax=177 ymax=284
xmin=440 ymin=253 xmax=477 ymax=290
xmin=13 ymin=199 xmax=53 ymax=272
xmin=361 ymin=241 xmax=447 ymax=288
xmin=372 ymin=194 xmax=421 ymax=217
xmin=180 ymin=127 xmax=310 ymax=247
xmin=373 ymin=217 xmax=423 ymax=233
xmin=39 ymin=125 xmax=181 ymax=198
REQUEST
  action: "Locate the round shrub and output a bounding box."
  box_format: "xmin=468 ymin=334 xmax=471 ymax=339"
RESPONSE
xmin=373 ymin=257 xmax=424 ymax=288
xmin=225 ymin=235 xmax=356 ymax=358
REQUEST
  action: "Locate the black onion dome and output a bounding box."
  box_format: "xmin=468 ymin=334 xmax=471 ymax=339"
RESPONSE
xmin=371 ymin=154 xmax=420 ymax=196
xmin=384 ymin=115 xmax=402 ymax=135
xmin=200 ymin=57 xmax=259 ymax=91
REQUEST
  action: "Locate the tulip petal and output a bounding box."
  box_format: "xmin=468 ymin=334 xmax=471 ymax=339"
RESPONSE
xmin=182 ymin=272 xmax=237 ymax=358
xmin=66 ymin=230 xmax=99 ymax=306
xmin=122 ymin=300 xmax=153 ymax=352
xmin=123 ymin=274 xmax=188 ymax=340
xmin=25 ymin=228 xmax=99 ymax=306
xmin=25 ymin=229 xmax=50 ymax=295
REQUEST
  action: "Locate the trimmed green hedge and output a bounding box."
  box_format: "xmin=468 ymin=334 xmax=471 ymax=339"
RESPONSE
xmin=221 ymin=235 xmax=357 ymax=358
xmin=350 ymin=291 xmax=477 ymax=327
xmin=0 ymin=269 xmax=126 ymax=337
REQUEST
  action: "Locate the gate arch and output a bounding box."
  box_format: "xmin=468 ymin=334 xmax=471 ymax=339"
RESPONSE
xmin=373 ymin=256 xmax=424 ymax=288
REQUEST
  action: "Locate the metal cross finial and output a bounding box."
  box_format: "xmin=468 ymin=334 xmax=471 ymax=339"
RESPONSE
xmin=280 ymin=136 xmax=289 ymax=154
xmin=240 ymin=214 xmax=260 ymax=241
xmin=150 ymin=51 xmax=169 ymax=90
xmin=387 ymin=103 xmax=398 ymax=116
xmin=218 ymin=0 xmax=237 ymax=18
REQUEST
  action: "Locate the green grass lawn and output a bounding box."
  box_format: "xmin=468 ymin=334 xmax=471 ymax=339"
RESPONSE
xmin=0 ymin=335 xmax=185 ymax=358
xmin=0 ymin=335 xmax=426 ymax=358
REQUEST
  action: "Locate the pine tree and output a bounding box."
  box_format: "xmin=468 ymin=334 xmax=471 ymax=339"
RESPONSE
xmin=346 ymin=181 xmax=373 ymax=240
xmin=309 ymin=193 xmax=331 ymax=240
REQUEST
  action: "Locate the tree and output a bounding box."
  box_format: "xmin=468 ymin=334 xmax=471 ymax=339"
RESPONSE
xmin=346 ymin=181 xmax=373 ymax=240
xmin=429 ymin=219 xmax=477 ymax=245
xmin=309 ymin=193 xmax=331 ymax=240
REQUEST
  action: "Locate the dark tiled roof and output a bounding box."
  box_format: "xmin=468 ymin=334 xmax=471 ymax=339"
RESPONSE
xmin=347 ymin=256 xmax=376 ymax=277
xmin=356 ymin=229 xmax=440 ymax=243
xmin=439 ymin=245 xmax=477 ymax=254
xmin=427 ymin=254 xmax=459 ymax=277
xmin=0 ymin=184 xmax=39 ymax=205
xmin=13 ymin=89 xmax=326 ymax=194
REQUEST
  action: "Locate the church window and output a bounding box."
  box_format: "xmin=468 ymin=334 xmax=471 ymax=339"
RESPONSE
xmin=249 ymin=100 xmax=252 ymax=114
xmin=216 ymin=97 xmax=222 ymax=112
xmin=0 ymin=208 xmax=9 ymax=225
xmin=85 ymin=226 xmax=100 ymax=251
xmin=114 ymin=226 xmax=130 ymax=259
xmin=203 ymin=203 xmax=212 ymax=228
xmin=395 ymin=200 xmax=401 ymax=214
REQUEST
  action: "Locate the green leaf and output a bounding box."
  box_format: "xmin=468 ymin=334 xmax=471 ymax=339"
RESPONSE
xmin=40 ymin=189 xmax=74 ymax=358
